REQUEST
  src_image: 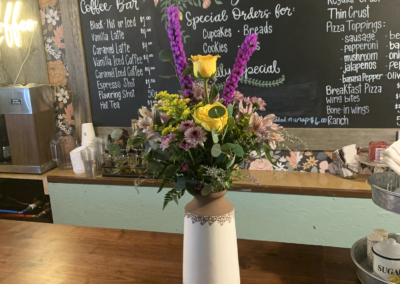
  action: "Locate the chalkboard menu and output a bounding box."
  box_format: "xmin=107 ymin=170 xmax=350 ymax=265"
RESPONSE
xmin=78 ymin=0 xmax=400 ymax=128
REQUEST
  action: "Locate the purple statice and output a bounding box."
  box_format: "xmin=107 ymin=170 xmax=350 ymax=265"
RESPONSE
xmin=181 ymin=162 xmax=189 ymax=172
xmin=178 ymin=120 xmax=195 ymax=131
xmin=184 ymin=126 xmax=207 ymax=146
xmin=178 ymin=139 xmax=195 ymax=151
xmin=161 ymin=133 xmax=177 ymax=150
xmin=166 ymin=7 xmax=194 ymax=103
xmin=222 ymin=34 xmax=258 ymax=106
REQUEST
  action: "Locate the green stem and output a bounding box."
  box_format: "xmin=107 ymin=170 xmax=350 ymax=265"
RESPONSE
xmin=203 ymin=79 xmax=209 ymax=104
xmin=188 ymin=149 xmax=196 ymax=167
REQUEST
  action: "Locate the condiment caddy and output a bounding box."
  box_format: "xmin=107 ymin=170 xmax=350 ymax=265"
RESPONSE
xmin=350 ymin=173 xmax=400 ymax=283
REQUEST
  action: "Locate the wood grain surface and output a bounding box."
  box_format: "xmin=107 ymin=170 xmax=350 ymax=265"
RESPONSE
xmin=60 ymin=0 xmax=92 ymax=141
xmin=45 ymin=168 xmax=372 ymax=198
xmin=0 ymin=220 xmax=361 ymax=284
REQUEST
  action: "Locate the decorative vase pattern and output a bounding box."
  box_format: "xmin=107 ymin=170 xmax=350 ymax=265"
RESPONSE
xmin=183 ymin=190 xmax=240 ymax=284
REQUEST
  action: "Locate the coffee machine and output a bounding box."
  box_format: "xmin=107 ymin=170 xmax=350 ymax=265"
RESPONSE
xmin=0 ymin=84 xmax=56 ymax=174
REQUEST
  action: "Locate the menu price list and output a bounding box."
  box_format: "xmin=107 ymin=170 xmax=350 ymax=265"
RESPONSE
xmin=324 ymin=0 xmax=400 ymax=127
xmin=82 ymin=2 xmax=158 ymax=117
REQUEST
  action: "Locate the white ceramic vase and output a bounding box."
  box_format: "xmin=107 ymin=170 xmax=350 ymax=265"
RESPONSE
xmin=183 ymin=190 xmax=240 ymax=284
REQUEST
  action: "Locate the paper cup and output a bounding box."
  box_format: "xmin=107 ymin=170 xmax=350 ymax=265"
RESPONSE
xmin=81 ymin=123 xmax=96 ymax=144
xmin=69 ymin=146 xmax=86 ymax=174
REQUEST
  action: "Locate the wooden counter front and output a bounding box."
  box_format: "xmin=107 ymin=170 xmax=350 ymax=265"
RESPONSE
xmin=45 ymin=168 xmax=372 ymax=198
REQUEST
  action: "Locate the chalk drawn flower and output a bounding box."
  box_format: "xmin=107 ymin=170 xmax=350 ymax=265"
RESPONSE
xmin=154 ymin=0 xmax=158 ymax=7
xmin=40 ymin=10 xmax=46 ymax=25
xmin=46 ymin=9 xmax=59 ymax=25
xmin=203 ymin=0 xmax=211 ymax=9
xmin=47 ymin=60 xmax=67 ymax=86
xmin=63 ymin=103 xmax=75 ymax=125
xmin=52 ymin=25 xmax=65 ymax=49
xmin=249 ymin=159 xmax=273 ymax=171
xmin=57 ymin=89 xmax=69 ymax=104
xmin=38 ymin=0 xmax=57 ymax=8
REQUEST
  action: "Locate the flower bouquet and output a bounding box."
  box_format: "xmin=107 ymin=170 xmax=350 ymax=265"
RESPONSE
xmin=130 ymin=6 xmax=295 ymax=208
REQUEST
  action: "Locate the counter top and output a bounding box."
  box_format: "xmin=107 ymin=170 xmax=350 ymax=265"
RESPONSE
xmin=43 ymin=168 xmax=372 ymax=198
xmin=0 ymin=220 xmax=360 ymax=283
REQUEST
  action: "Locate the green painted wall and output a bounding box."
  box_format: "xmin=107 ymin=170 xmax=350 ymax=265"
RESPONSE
xmin=49 ymin=182 xmax=400 ymax=248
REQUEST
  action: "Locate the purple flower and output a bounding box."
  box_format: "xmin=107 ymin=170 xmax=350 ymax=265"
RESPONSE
xmin=184 ymin=126 xmax=207 ymax=146
xmin=161 ymin=133 xmax=177 ymax=150
xmin=178 ymin=120 xmax=195 ymax=131
xmin=181 ymin=162 xmax=189 ymax=172
xmin=178 ymin=140 xmax=195 ymax=151
xmin=222 ymin=34 xmax=258 ymax=106
xmin=167 ymin=7 xmax=194 ymax=104
xmin=250 ymin=97 xmax=266 ymax=111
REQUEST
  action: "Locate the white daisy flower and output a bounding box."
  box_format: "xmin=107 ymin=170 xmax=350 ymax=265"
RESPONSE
xmin=56 ymin=89 xmax=69 ymax=104
xmin=46 ymin=9 xmax=59 ymax=25
xmin=57 ymin=114 xmax=63 ymax=120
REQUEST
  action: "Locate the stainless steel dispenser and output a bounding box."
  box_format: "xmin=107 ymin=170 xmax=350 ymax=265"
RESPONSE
xmin=0 ymin=84 xmax=56 ymax=174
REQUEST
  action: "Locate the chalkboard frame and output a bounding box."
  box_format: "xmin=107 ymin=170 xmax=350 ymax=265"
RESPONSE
xmin=60 ymin=0 xmax=397 ymax=150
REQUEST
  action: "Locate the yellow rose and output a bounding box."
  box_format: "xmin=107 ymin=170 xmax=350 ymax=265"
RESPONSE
xmin=193 ymin=102 xmax=227 ymax=132
xmin=189 ymin=54 xmax=221 ymax=78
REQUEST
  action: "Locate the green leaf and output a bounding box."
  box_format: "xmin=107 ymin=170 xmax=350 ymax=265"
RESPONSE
xmin=126 ymin=139 xmax=134 ymax=152
xmin=134 ymin=129 xmax=145 ymax=138
xmin=255 ymin=148 xmax=262 ymax=159
xmin=157 ymin=180 xmax=167 ymax=193
xmin=172 ymin=192 xmax=179 ymax=205
xmin=226 ymin=154 xmax=236 ymax=169
xmin=221 ymin=143 xmax=244 ymax=157
xmin=148 ymin=161 xmax=164 ymax=172
xmin=131 ymin=137 xmax=145 ymax=147
xmin=111 ymin=129 xmax=123 ymax=139
xmin=209 ymin=83 xmax=219 ymax=103
xmin=108 ymin=143 xmax=121 ymax=155
xmin=211 ymin=144 xmax=222 ymax=157
xmin=227 ymin=104 xmax=233 ymax=117
xmin=264 ymin=147 xmax=277 ymax=167
xmin=153 ymin=111 xmax=162 ymax=126
xmin=145 ymin=141 xmax=159 ymax=154
xmin=214 ymin=0 xmax=223 ymax=4
xmin=163 ymin=189 xmax=175 ymax=210
xmin=163 ymin=164 xmax=180 ymax=177
xmin=185 ymin=179 xmax=198 ymax=196
xmin=154 ymin=148 xmax=171 ymax=161
xmin=212 ymin=128 xmax=219 ymax=143
xmin=208 ymin=106 xmax=226 ymax=119
xmin=182 ymin=66 xmax=193 ymax=76
xmin=215 ymin=153 xmax=225 ymax=164
xmin=159 ymin=49 xmax=173 ymax=62
xmin=159 ymin=75 xmax=175 ymax=79
xmin=227 ymin=117 xmax=234 ymax=130
xmin=175 ymin=178 xmax=187 ymax=190
xmin=201 ymin=184 xmax=213 ymax=196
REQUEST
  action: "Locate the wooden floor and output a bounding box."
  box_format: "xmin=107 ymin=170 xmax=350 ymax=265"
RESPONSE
xmin=0 ymin=220 xmax=361 ymax=284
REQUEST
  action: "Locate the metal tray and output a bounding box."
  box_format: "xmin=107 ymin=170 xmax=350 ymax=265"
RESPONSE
xmin=351 ymin=234 xmax=400 ymax=284
xmin=367 ymin=172 xmax=400 ymax=215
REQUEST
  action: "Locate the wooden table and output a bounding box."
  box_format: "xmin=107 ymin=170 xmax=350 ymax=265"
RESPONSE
xmin=0 ymin=220 xmax=361 ymax=284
